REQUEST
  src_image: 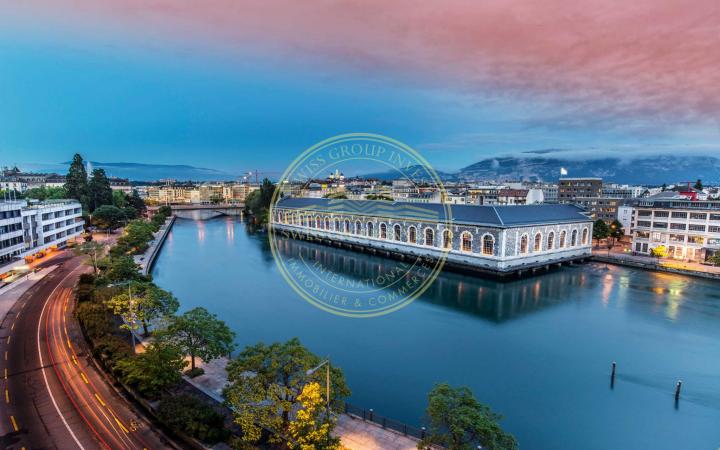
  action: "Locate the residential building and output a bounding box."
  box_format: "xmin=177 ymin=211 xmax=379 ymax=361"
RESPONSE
xmin=617 ymin=205 xmax=634 ymax=236
xmin=629 ymin=195 xmax=720 ymax=261
xmin=272 ymin=197 xmax=593 ymax=275
xmin=0 ymin=201 xmax=25 ymax=266
xmin=558 ymin=178 xmax=602 ymax=203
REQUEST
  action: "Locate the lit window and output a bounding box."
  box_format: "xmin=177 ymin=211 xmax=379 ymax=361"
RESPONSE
xmin=461 ymin=232 xmax=472 ymax=252
xmin=534 ymin=233 xmax=542 ymax=252
xmin=408 ymin=226 xmax=417 ymax=244
xmin=482 ymin=235 xmax=494 ymax=255
xmin=425 ymin=228 xmax=434 ymax=246
xmin=520 ymin=234 xmax=528 ymax=254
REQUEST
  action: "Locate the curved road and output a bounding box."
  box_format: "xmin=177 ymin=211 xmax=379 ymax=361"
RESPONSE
xmin=1 ymin=253 xmax=176 ymax=449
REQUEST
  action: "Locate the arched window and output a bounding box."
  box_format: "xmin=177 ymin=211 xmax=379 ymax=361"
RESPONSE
xmin=443 ymin=230 xmax=452 ymax=249
xmin=408 ymin=226 xmax=417 ymax=244
xmin=482 ymin=234 xmax=494 ymax=255
xmin=534 ymin=233 xmax=542 ymax=252
xmin=461 ymin=231 xmax=473 ymax=252
xmin=334 ymin=219 xmax=340 ymax=231
xmin=571 ymin=229 xmax=578 ymax=246
xmin=560 ymin=230 xmax=567 ymax=248
xmin=394 ymin=224 xmax=402 ymax=241
xmin=344 ymin=220 xmax=350 ymax=233
xmin=367 ymin=222 xmax=374 ymax=237
xmin=425 ymin=228 xmax=434 ymax=246
xmin=315 ymin=216 xmax=321 ymax=228
xmin=355 ymin=220 xmax=362 ymax=235
xmin=547 ymin=231 xmax=555 ymax=250
xmin=380 ymin=223 xmax=387 ymax=239
xmin=582 ymin=227 xmax=589 ymax=245
xmin=520 ymin=234 xmax=529 ymax=254
xmin=324 ymin=217 xmax=330 ymax=230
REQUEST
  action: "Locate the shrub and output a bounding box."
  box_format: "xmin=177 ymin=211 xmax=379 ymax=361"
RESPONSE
xmin=76 ymin=301 xmax=114 ymax=340
xmin=185 ymin=367 xmax=205 ymax=378
xmin=92 ymin=335 xmax=133 ymax=375
xmin=157 ymin=394 xmax=229 ymax=444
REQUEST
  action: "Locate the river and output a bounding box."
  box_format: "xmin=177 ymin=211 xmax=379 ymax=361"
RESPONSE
xmin=152 ymin=217 xmax=720 ymax=450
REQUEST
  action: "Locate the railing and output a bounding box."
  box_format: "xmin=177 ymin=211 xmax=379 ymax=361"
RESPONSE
xmin=343 ymin=401 xmax=427 ymax=440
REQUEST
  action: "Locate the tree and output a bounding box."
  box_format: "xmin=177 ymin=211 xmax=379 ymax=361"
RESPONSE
xmin=129 ymin=189 xmax=147 ymax=215
xmin=92 ymin=205 xmax=125 ymax=230
xmin=157 ymin=394 xmax=229 ymax=444
xmin=116 ymin=341 xmax=187 ymax=397
xmin=287 ymin=382 xmax=341 ymax=450
xmin=609 ymin=219 xmax=624 ymax=241
xmin=245 ymin=178 xmax=275 ymax=224
xmin=694 ymin=179 xmax=703 ymax=190
xmin=99 ymin=255 xmax=145 ymax=282
xmin=23 ymin=186 xmax=66 ymax=201
xmin=592 ymin=219 xmax=609 ymax=246
xmin=73 ymin=241 xmax=105 ymax=273
xmin=224 ymin=338 xmax=350 ymax=445
xmin=708 ymin=254 xmax=720 ymax=266
xmin=66 ymin=153 xmax=89 ymax=209
xmin=163 ymin=307 xmax=235 ymax=372
xmin=88 ymin=168 xmax=113 ymax=212
xmin=420 ymin=383 xmax=517 ymax=450
xmin=106 ymin=282 xmax=179 ymax=336
xmin=112 ymin=190 xmax=129 ymax=208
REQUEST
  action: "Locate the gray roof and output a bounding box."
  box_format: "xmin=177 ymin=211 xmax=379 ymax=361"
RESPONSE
xmin=275 ymin=197 xmax=590 ymax=228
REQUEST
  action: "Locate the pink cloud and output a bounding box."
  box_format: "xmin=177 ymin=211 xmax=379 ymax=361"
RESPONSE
xmin=7 ymin=0 xmax=720 ymax=129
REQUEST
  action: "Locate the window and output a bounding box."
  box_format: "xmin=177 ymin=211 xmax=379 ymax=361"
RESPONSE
xmin=671 ymin=212 xmax=687 ymax=219
xmin=519 ymin=234 xmax=528 ymax=254
xmin=425 ymin=228 xmax=434 ymax=246
xmin=637 ymin=221 xmax=651 ymax=228
xmin=344 ymin=220 xmax=350 ymax=233
xmin=394 ymin=224 xmax=402 ymax=241
xmin=367 ymin=222 xmax=374 ymax=237
xmin=408 ymin=226 xmax=417 ymax=244
xmin=482 ymin=235 xmax=494 ymax=255
xmin=559 ymin=230 xmax=566 ymax=248
xmin=688 ymin=235 xmax=704 ymax=244
xmin=334 ymin=219 xmax=340 ymax=231
xmin=710 ymin=214 xmax=720 ymax=221
xmin=380 ymin=223 xmax=387 ymax=239
xmin=637 ymin=210 xmax=652 ymax=217
xmin=653 ymin=211 xmax=669 ymax=218
xmin=571 ymin=229 xmax=578 ymax=246
xmin=547 ymin=232 xmax=555 ymax=250
xmin=690 ymin=213 xmax=708 ymax=220
xmin=582 ymin=228 xmax=589 ymax=245
xmin=653 ymin=222 xmax=668 ymax=229
xmin=325 ymin=218 xmax=330 ymax=230
xmin=670 ymin=223 xmax=687 ymax=230
xmin=315 ymin=217 xmax=321 ymax=228
xmin=709 ymin=226 xmax=720 ymax=233
xmin=534 ymin=233 xmax=542 ymax=252
xmin=355 ymin=221 xmax=362 ymax=235
xmin=689 ymin=224 xmax=706 ymax=232
xmin=461 ymin=232 xmax=472 ymax=252
xmin=443 ymin=230 xmax=452 ymax=249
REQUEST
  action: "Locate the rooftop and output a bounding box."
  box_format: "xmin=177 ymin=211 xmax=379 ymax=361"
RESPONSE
xmin=275 ymin=197 xmax=591 ymax=227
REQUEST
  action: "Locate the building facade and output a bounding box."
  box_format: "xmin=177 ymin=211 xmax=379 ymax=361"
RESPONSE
xmin=0 ymin=202 xmax=26 ymax=265
xmin=271 ymin=198 xmax=593 ymax=275
xmin=558 ymin=178 xmax=602 ymax=203
xmin=630 ymin=198 xmax=720 ymax=261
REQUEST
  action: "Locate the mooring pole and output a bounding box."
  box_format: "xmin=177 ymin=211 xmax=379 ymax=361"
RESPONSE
xmin=611 ymin=361 xmax=616 ymax=388
xmin=675 ymin=380 xmax=682 ymax=401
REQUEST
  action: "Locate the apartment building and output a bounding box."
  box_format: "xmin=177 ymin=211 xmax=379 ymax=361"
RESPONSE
xmin=0 ymin=202 xmax=26 ymax=265
xmin=630 ymin=195 xmax=720 ymax=261
xmin=558 ymin=178 xmax=602 ymax=202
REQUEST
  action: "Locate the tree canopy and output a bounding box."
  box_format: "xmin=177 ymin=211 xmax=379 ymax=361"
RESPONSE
xmin=694 ymin=179 xmax=703 ymax=190
xmin=224 ymin=337 xmax=350 ymax=445
xmin=287 ymin=382 xmax=341 ymax=449
xmin=609 ymin=219 xmax=624 ymax=239
xmin=163 ymin=307 xmax=235 ymax=371
xmin=88 ymin=168 xmax=113 ymax=212
xmin=420 ymin=383 xmax=518 ymax=450
xmin=92 ymin=205 xmax=126 ymax=230
xmin=23 ymin=186 xmax=66 ymax=201
xmin=592 ymin=219 xmax=609 ymax=243
xmin=65 ymin=153 xmax=89 ymax=209
xmin=116 ymin=340 xmax=187 ymax=398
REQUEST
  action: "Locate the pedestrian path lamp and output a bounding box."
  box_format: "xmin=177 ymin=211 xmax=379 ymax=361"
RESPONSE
xmin=306 ymin=359 xmax=331 ymax=421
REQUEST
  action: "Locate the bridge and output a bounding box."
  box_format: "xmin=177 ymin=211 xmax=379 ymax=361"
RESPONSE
xmin=148 ymin=203 xmax=245 ymax=220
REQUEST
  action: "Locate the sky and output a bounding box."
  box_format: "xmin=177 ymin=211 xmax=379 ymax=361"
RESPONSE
xmin=1 ymin=0 xmax=718 ymax=175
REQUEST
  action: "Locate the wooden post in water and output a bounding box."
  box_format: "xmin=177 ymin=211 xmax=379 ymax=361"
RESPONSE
xmin=675 ymin=380 xmax=682 ymax=401
xmin=611 ymin=361 xmax=616 ymax=388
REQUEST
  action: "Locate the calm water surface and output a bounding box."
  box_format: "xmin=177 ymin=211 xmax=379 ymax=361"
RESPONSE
xmin=152 ymin=217 xmax=720 ymax=450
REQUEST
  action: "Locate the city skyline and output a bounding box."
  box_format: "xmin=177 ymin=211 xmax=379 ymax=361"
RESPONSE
xmin=2 ymin=0 xmax=719 ymax=173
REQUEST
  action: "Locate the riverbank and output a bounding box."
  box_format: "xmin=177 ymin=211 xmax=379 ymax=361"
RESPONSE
xmin=591 ymin=253 xmax=720 ymax=281
xmin=136 ymin=215 xmax=176 ymax=276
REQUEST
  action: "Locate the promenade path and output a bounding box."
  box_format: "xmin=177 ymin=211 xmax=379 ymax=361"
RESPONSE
xmin=592 ymin=247 xmax=720 ymax=280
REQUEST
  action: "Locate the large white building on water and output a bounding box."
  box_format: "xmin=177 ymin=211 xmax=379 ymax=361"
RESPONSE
xmin=0 ymin=199 xmax=84 ymax=273
xmin=271 ymin=198 xmax=593 ymax=277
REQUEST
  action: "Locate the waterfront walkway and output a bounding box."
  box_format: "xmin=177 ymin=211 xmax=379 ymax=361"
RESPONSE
xmin=592 ymin=248 xmax=720 ymax=280
xmin=135 ymin=215 xmax=175 ymax=275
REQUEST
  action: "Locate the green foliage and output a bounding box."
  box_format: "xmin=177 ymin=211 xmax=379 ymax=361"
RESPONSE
xmin=77 ymin=273 xmax=97 ymax=302
xmin=76 ymin=301 xmax=114 ymax=340
xmin=112 ymin=190 xmax=129 ymax=208
xmin=694 ymin=179 xmax=703 ymax=190
xmin=106 ymin=281 xmax=179 ymax=336
xmin=98 ymin=255 xmax=146 ymax=283
xmin=157 ymin=394 xmax=230 ymax=444
xmin=92 ymin=205 xmax=126 ymax=230
xmin=323 ymin=192 xmax=348 ymax=199
xmin=66 ymin=153 xmax=89 ymax=209
xmin=92 ymin=335 xmax=134 ymax=376
xmin=157 ymin=205 xmax=172 ymax=217
xmin=224 ymin=337 xmax=350 ymax=445
xmin=112 ymin=219 xmax=156 ymax=256
xmin=129 ymin=189 xmax=147 ymax=215
xmin=365 ymin=194 xmax=393 ymax=201
xmin=88 ymin=168 xmax=114 ymax=212
xmin=185 ymin=367 xmax=205 ymax=378
xmin=609 ymin=219 xmax=624 ymax=239
xmin=163 ymin=307 xmax=235 ymax=370
xmin=116 ymin=341 xmax=187 ymax=398
xmin=592 ymin=219 xmax=609 ymax=243
xmin=74 ymin=241 xmax=105 ymax=273
xmin=708 ymin=254 xmax=720 ymax=266
xmin=23 ymin=186 xmax=67 ymax=201
xmin=420 ymin=383 xmax=518 ymax=450
xmin=245 ymin=179 xmax=274 ymax=224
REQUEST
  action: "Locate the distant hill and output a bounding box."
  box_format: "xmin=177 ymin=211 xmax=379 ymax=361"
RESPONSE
xmin=458 ymin=154 xmax=720 ymax=184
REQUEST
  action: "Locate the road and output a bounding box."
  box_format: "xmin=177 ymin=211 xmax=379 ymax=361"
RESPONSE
xmin=1 ymin=252 xmax=177 ymax=449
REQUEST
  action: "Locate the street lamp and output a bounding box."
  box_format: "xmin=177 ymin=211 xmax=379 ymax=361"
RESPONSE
xmin=306 ymin=359 xmax=331 ymax=421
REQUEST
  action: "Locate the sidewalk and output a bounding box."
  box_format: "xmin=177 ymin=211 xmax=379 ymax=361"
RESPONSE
xmin=0 ymin=265 xmax=58 ymax=321
xmin=135 ymin=216 xmax=175 ymax=275
xmin=592 ymin=248 xmax=720 ymax=280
